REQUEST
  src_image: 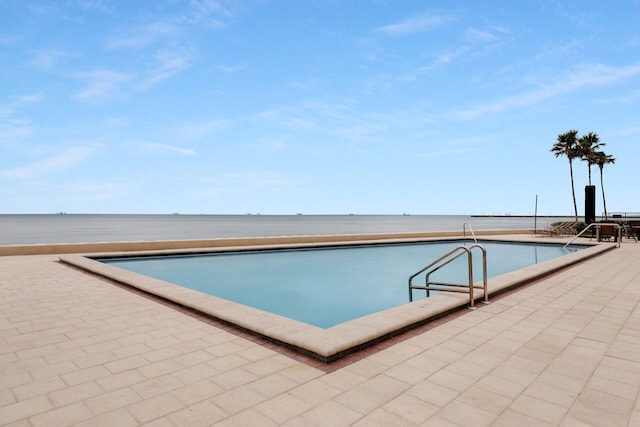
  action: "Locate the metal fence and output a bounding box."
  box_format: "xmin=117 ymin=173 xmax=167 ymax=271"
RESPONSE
xmin=608 ymin=212 xmax=640 ymax=220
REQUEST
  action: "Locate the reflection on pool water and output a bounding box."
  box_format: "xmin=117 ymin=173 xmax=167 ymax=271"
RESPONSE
xmin=102 ymin=240 xmax=582 ymax=328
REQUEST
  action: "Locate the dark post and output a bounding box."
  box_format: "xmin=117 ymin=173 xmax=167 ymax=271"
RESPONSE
xmin=585 ymin=185 xmax=596 ymax=224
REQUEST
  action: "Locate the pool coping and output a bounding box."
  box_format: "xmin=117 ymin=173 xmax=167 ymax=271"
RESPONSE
xmin=58 ymin=234 xmax=616 ymax=363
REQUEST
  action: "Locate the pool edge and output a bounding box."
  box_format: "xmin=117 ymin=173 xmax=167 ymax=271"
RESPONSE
xmin=58 ymin=234 xmax=616 ymax=363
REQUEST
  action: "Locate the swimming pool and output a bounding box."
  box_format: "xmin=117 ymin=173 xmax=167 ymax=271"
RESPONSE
xmin=101 ymin=240 xmax=582 ymax=328
xmin=61 ymin=235 xmax=611 ymax=362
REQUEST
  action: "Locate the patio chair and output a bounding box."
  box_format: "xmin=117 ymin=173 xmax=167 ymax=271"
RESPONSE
xmin=628 ymin=221 xmax=640 ymax=242
xmin=543 ymin=221 xmax=578 ymax=237
xmin=598 ymin=224 xmax=616 ymax=241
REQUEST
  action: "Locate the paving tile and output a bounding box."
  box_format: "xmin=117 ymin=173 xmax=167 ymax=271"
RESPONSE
xmin=96 ymin=369 xmax=147 ymax=391
xmin=244 ymin=354 xmax=292 ymax=377
xmin=523 ymin=381 xmax=578 ymax=408
xmin=317 ymin=368 xmax=367 ymax=391
xmin=47 ymin=381 xmax=104 ymax=407
xmin=406 ymin=379 xmax=459 ymax=407
xmin=277 ymin=363 xmax=324 ymax=384
xmin=0 ymin=389 xmax=16 ymax=407
xmin=254 ymin=392 xmax=313 ymax=424
xmin=167 ymin=400 xmax=228 ymax=426
xmin=567 ymin=400 xmax=630 ymax=427
xmin=576 ymin=387 xmax=635 ymax=417
xmin=60 ymin=365 xmax=111 ymax=386
xmin=211 ymin=367 xmax=259 ymax=390
xmin=510 ymin=394 xmax=569 ymax=425
xmin=246 ymin=373 xmax=299 ymax=399
xmin=29 ymin=401 xmax=92 ymax=427
xmin=384 ymin=355 xmax=445 ymax=384
xmin=84 ymin=386 xmax=142 ymax=415
xmin=475 ymin=373 xmax=527 ymax=399
xmin=172 ymin=363 xmax=217 ymax=385
xmin=0 ymin=371 xmax=35 ymax=391
xmin=351 ymin=407 xmax=414 ymax=426
xmin=427 ymin=366 xmax=477 ymax=392
xmin=172 ymin=378 xmax=224 ymax=405
xmin=341 ymin=358 xmax=387 ymax=379
xmin=206 ymin=353 xmax=251 ymax=373
xmin=29 ymin=361 xmax=78 ymax=381
xmin=419 ymin=414 xmax=464 ymax=427
xmin=72 ymin=408 xmax=139 ymax=427
xmin=536 ymin=370 xmax=587 ymax=394
xmin=457 ymin=385 xmax=513 ymax=416
xmin=586 ymin=375 xmax=639 ymax=400
xmin=436 ymin=399 xmax=497 ymax=427
xmin=491 ymin=408 xmax=556 ymax=426
xmin=131 ymin=374 xmax=184 ymax=399
xmin=300 ymin=399 xmax=362 ymax=426
xmin=380 ymin=393 xmax=439 ymax=424
xmin=13 ymin=375 xmax=67 ymax=400
xmin=0 ymin=395 xmax=54 ymax=425
xmin=128 ymin=393 xmax=186 ymax=424
xmin=212 ymin=408 xmax=278 ymax=426
xmin=287 ymin=380 xmax=342 ymax=406
xmin=212 ymin=386 xmax=267 ymax=414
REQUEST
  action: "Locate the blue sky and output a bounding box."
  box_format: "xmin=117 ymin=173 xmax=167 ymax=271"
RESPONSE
xmin=1 ymin=0 xmax=639 ymax=215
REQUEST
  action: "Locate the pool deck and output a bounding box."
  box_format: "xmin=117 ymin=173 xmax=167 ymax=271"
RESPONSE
xmin=1 ymin=234 xmax=639 ymax=426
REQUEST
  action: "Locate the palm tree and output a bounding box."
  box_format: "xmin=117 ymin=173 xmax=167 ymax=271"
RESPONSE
xmin=578 ymin=132 xmax=605 ymax=185
xmin=594 ymin=151 xmax=615 ymax=220
xmin=551 ymin=130 xmax=580 ymax=221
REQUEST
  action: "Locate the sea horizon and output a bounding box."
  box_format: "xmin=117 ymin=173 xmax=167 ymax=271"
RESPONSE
xmin=0 ymin=213 xmax=581 ymax=245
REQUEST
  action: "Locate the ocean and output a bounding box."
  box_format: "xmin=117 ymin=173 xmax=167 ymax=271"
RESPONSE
xmin=0 ymin=214 xmax=576 ymax=245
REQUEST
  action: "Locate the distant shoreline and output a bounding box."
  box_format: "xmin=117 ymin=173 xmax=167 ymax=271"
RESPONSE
xmin=471 ymin=215 xmax=575 ymax=218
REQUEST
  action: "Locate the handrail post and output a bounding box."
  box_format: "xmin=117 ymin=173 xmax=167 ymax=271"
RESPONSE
xmin=463 ymin=223 xmax=478 ymax=243
xmin=469 ymin=244 xmax=489 ymax=304
xmin=467 ymin=249 xmax=475 ymax=309
xmin=408 ymin=244 xmax=488 ymax=308
xmin=564 ymin=222 xmax=621 ymax=248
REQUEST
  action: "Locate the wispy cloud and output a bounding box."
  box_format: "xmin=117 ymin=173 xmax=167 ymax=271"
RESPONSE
xmin=74 ymin=0 xmax=115 ymax=14
xmin=73 ymin=69 xmax=134 ymax=101
xmin=0 ymin=118 xmax=33 ymax=146
xmin=214 ymin=64 xmax=246 ymax=73
xmin=181 ymin=0 xmax=234 ymax=29
xmin=0 ymin=94 xmax=42 ymax=116
xmin=452 ymin=62 xmax=640 ymax=120
xmin=255 ymin=99 xmax=429 ymax=143
xmin=0 ymin=95 xmax=41 ymax=147
xmin=73 ymin=49 xmax=192 ymax=100
xmin=1 ymin=146 xmax=97 ymax=179
xmin=177 ymin=119 xmax=229 ymax=140
xmin=28 ymin=49 xmax=71 ymax=69
xmin=463 ymin=28 xmax=500 ymax=43
xmin=137 ymin=47 xmax=193 ymax=89
xmin=376 ymin=13 xmax=452 ymax=35
xmin=107 ymin=22 xmax=181 ymax=50
xmin=137 ymin=141 xmax=196 ymax=156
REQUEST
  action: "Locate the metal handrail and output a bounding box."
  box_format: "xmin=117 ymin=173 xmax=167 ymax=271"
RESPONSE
xmin=563 ymin=222 xmax=621 ymax=248
xmin=408 ymin=244 xmax=488 ymax=308
xmin=463 ymin=222 xmax=478 ymax=243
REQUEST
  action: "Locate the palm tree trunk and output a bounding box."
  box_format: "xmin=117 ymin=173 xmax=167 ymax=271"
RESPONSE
xmin=600 ymin=168 xmax=608 ymax=220
xmin=569 ymin=160 xmax=578 ymax=221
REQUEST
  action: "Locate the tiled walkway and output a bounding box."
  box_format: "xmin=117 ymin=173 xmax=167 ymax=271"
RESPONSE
xmin=1 ymin=239 xmax=639 ymax=426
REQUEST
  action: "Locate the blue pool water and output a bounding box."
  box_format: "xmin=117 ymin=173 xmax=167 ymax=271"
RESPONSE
xmin=102 ymin=241 xmax=582 ymax=328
